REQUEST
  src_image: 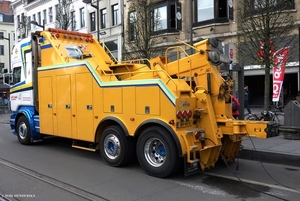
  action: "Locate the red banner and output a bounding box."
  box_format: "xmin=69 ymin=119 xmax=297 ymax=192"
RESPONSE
xmin=272 ymin=47 xmax=290 ymax=102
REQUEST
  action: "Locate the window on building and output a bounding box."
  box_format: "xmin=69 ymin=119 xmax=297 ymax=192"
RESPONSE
xmin=80 ymin=8 xmax=85 ymax=28
xmin=153 ymin=6 xmax=167 ymax=31
xmin=101 ymin=8 xmax=107 ymax=29
xmin=55 ymin=5 xmax=58 ymax=21
xmin=112 ymin=4 xmax=118 ymax=26
xmin=0 ymin=63 xmax=4 ymax=73
xmin=129 ymin=11 xmax=137 ymax=41
xmin=253 ymin=0 xmax=294 ymax=9
xmin=90 ymin=12 xmax=96 ymax=32
xmin=0 ymin=45 xmax=4 ymax=55
xmin=21 ymin=13 xmax=25 ymax=26
xmin=193 ymin=0 xmax=231 ymax=26
xmin=150 ymin=1 xmax=181 ymax=33
xmin=17 ymin=15 xmax=20 ymax=27
xmin=105 ymin=40 xmax=118 ymax=60
xmin=0 ymin=14 xmax=3 ymax=22
xmin=33 ymin=14 xmax=36 ymax=28
xmin=27 ymin=16 xmax=31 ymax=31
xmin=49 ymin=7 xmax=53 ymax=23
xmin=197 ymin=0 xmax=214 ymax=22
xmin=38 ymin=12 xmax=41 ymax=25
xmin=0 ymin=32 xmax=3 ymax=39
xmin=71 ymin=11 xmax=76 ymax=31
xmin=43 ymin=9 xmax=47 ymax=24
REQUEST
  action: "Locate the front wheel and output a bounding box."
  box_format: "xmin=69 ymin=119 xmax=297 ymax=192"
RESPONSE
xmin=100 ymin=125 xmax=135 ymax=167
xmin=136 ymin=126 xmax=180 ymax=178
xmin=17 ymin=116 xmax=31 ymax=145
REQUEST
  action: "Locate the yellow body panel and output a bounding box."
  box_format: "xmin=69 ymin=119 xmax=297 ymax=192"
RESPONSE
xmin=56 ymin=75 xmax=72 ymax=138
xmin=39 ymin=76 xmax=54 ymax=134
xmin=103 ymin=88 xmax=123 ymax=113
xmin=74 ymin=73 xmax=94 ymax=141
xmin=136 ymin=86 xmax=160 ymax=115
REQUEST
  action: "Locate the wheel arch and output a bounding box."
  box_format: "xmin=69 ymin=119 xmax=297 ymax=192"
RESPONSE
xmin=95 ymin=116 xmax=130 ymax=143
xmin=14 ymin=106 xmax=39 ymax=139
xmin=134 ymin=119 xmax=183 ymax=157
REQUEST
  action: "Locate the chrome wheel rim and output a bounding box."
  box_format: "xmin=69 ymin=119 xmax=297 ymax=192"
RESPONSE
xmin=18 ymin=122 xmax=27 ymax=140
xmin=104 ymin=134 xmax=120 ymax=160
xmin=144 ymin=137 xmax=166 ymax=167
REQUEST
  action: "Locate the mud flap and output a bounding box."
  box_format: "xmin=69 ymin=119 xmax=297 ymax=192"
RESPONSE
xmin=183 ymin=155 xmax=201 ymax=177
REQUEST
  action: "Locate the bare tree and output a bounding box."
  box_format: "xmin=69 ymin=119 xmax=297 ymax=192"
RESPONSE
xmin=123 ymin=0 xmax=165 ymax=61
xmin=55 ymin=0 xmax=76 ymax=30
xmin=236 ymin=0 xmax=296 ymax=109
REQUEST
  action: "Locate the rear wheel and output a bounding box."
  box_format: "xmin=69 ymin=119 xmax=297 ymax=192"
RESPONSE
xmin=100 ymin=125 xmax=134 ymax=167
xmin=136 ymin=126 xmax=179 ymax=178
xmin=17 ymin=116 xmax=31 ymax=145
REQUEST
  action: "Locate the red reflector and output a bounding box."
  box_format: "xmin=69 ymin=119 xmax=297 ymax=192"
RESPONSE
xmin=169 ymin=120 xmax=174 ymax=125
xmin=195 ymin=131 xmax=201 ymax=140
xmin=176 ymin=111 xmax=182 ymax=119
xmin=182 ymin=110 xmax=187 ymax=118
xmin=187 ymin=110 xmax=192 ymax=118
xmin=55 ymin=33 xmax=60 ymax=38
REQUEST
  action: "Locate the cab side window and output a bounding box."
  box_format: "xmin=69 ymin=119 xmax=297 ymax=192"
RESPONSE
xmin=13 ymin=66 xmax=21 ymax=84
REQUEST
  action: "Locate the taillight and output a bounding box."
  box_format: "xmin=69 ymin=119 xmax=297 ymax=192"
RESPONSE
xmin=195 ymin=131 xmax=201 ymax=140
xmin=176 ymin=111 xmax=182 ymax=119
xmin=195 ymin=130 xmax=205 ymax=141
xmin=187 ymin=110 xmax=192 ymax=118
xmin=182 ymin=110 xmax=187 ymax=118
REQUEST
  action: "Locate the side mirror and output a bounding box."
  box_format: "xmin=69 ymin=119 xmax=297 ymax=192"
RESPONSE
xmin=3 ymin=74 xmax=13 ymax=86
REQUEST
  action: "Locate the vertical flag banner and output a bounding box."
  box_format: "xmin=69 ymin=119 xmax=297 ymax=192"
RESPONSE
xmin=272 ymin=47 xmax=290 ymax=102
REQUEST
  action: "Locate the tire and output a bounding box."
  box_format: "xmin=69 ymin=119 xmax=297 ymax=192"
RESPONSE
xmin=100 ymin=125 xmax=134 ymax=167
xmin=136 ymin=126 xmax=180 ymax=178
xmin=272 ymin=114 xmax=284 ymax=125
xmin=17 ymin=116 xmax=31 ymax=145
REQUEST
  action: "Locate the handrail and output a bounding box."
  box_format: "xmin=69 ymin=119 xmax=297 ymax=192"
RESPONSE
xmin=164 ymin=46 xmax=193 ymax=96
xmin=121 ymin=58 xmax=150 ymax=65
xmin=100 ymin=41 xmax=118 ymax=64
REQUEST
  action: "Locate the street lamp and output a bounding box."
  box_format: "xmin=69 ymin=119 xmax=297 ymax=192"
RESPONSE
xmin=83 ymin=0 xmax=100 ymax=42
xmin=99 ymin=30 xmax=106 ymax=46
xmin=30 ymin=20 xmax=45 ymax=30
xmin=0 ymin=33 xmax=11 ymax=73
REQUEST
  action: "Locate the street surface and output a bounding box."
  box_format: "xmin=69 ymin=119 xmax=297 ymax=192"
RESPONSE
xmin=0 ymin=115 xmax=299 ymax=201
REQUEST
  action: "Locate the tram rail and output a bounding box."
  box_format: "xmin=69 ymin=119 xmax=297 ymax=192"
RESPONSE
xmin=0 ymin=158 xmax=109 ymax=201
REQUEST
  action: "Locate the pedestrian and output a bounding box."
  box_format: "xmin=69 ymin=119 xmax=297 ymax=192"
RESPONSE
xmin=231 ymin=94 xmax=240 ymax=119
xmin=244 ymin=85 xmax=252 ymax=114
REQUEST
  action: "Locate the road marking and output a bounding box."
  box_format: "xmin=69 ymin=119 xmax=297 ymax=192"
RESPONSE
xmin=175 ymin=181 xmax=226 ymax=196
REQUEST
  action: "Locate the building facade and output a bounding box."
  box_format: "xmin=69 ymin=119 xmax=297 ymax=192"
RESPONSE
xmin=0 ymin=0 xmax=14 ymax=73
xmin=0 ymin=0 xmax=14 ymax=97
xmin=11 ymin=0 xmax=123 ymax=60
